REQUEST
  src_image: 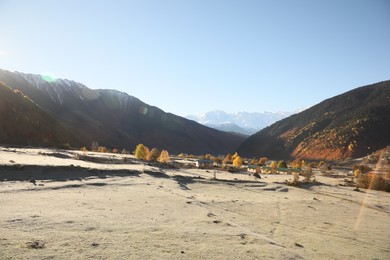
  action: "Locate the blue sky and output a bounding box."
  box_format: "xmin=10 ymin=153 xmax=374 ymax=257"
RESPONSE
xmin=0 ymin=0 xmax=389 ymax=116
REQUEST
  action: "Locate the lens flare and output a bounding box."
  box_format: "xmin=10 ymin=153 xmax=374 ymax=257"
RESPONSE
xmin=354 ymin=150 xmax=385 ymax=230
xmin=139 ymin=106 xmax=148 ymax=115
xmin=41 ymin=74 xmax=56 ymax=83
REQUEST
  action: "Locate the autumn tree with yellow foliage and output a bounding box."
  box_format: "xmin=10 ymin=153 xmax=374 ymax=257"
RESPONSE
xmin=158 ymin=150 xmax=170 ymax=163
xmin=135 ymin=144 xmax=147 ymax=160
xmin=233 ymin=156 xmax=243 ymax=167
xmin=292 ymin=158 xmax=303 ymax=169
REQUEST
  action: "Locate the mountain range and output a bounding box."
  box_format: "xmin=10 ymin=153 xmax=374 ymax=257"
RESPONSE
xmin=1 ymin=68 xmax=389 ymax=161
xmin=186 ymin=110 xmax=294 ymax=135
xmin=0 ymin=69 xmax=245 ymax=155
xmin=237 ymin=80 xmax=390 ymax=160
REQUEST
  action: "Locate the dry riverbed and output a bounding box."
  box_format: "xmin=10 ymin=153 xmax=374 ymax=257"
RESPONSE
xmin=0 ymin=147 xmax=389 ymax=259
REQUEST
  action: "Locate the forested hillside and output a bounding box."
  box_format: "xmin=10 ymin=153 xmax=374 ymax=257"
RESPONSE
xmin=238 ymin=80 xmax=390 ymax=160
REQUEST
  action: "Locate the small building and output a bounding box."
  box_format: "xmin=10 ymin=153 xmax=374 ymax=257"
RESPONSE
xmin=196 ymin=159 xmax=214 ymax=169
xmin=247 ymin=164 xmax=261 ymax=173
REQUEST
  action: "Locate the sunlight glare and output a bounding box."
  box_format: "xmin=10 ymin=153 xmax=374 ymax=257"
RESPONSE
xmin=354 ymin=150 xmax=385 ymax=230
xmin=139 ymin=106 xmax=148 ymax=116
xmin=41 ymin=74 xmax=56 ymax=83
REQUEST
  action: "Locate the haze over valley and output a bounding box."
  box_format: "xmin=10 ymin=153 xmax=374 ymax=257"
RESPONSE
xmin=186 ymin=110 xmax=295 ymax=135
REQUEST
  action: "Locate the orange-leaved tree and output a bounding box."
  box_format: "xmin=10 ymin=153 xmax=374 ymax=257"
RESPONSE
xmin=147 ymin=148 xmax=160 ymax=162
xmin=222 ymin=154 xmax=232 ymax=164
xmin=143 ymin=146 xmax=151 ymax=161
xmin=258 ymin=157 xmax=268 ymax=165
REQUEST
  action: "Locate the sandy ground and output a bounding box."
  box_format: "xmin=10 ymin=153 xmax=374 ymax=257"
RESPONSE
xmin=0 ymin=147 xmax=390 ymax=259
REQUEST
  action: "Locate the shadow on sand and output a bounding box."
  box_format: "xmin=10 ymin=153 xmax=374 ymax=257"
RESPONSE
xmin=0 ymin=165 xmax=140 ymax=182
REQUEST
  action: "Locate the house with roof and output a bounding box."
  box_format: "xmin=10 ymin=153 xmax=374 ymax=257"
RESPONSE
xmin=247 ymin=164 xmax=261 ymax=173
xmin=196 ymin=159 xmax=214 ymax=169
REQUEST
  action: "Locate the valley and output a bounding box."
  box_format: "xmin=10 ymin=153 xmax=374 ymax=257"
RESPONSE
xmin=0 ymin=147 xmax=389 ymax=259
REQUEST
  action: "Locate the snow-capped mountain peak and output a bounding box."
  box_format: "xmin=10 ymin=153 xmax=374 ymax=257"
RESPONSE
xmin=186 ymin=110 xmax=294 ymax=135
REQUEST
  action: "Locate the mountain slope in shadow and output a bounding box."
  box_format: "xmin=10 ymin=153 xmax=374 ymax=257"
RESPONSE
xmin=0 ymin=69 xmax=245 ymax=154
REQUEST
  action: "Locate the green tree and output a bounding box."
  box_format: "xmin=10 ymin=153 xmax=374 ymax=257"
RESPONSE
xmin=277 ymin=160 xmax=287 ymax=168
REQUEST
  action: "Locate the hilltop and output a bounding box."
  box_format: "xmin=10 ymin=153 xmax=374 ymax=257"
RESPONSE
xmin=238 ymin=80 xmax=390 ymax=160
xmin=0 ymin=69 xmax=245 ymax=154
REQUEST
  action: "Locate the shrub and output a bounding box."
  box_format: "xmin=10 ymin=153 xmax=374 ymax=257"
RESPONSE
xmin=354 ymin=169 xmax=361 ymax=178
xmin=291 ymin=158 xmax=303 ymax=169
xmin=80 ymin=146 xmax=88 ymax=152
xmin=357 ymin=173 xmax=390 ymax=192
xmin=301 ymin=164 xmax=314 ymax=182
xmin=318 ymin=161 xmax=325 ymax=169
xmin=98 ymin=146 xmax=107 ymax=153
xmin=61 ymin=143 xmax=72 ymax=150
xmin=353 ymin=164 xmax=372 ymax=174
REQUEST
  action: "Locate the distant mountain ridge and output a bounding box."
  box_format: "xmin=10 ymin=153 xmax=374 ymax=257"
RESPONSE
xmin=204 ymin=123 xmax=252 ymax=136
xmin=186 ymin=110 xmax=293 ymax=135
xmin=0 ymin=69 xmax=245 ymax=154
xmin=237 ymin=80 xmax=390 ymax=160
